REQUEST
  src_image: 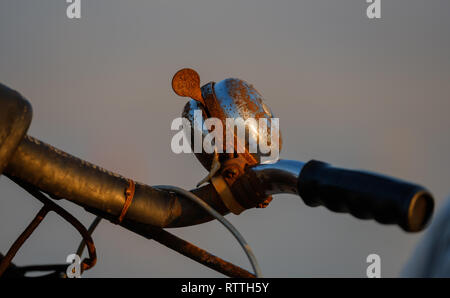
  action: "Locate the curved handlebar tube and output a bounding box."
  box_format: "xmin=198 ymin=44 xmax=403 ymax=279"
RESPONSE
xmin=0 ymin=84 xmax=32 ymax=174
xmin=4 ymin=135 xmax=230 ymax=228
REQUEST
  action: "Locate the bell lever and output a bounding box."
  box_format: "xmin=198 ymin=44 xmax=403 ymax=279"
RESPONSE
xmin=171 ymin=68 xmax=206 ymax=106
xmin=172 ymin=68 xmax=222 ymax=185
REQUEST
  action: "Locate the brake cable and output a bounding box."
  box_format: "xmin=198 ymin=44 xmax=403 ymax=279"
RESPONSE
xmin=76 ymin=185 xmax=262 ymax=278
xmin=155 ymin=185 xmax=262 ymax=277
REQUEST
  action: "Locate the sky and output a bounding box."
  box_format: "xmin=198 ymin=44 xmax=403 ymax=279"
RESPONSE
xmin=0 ymin=0 xmax=449 ymax=277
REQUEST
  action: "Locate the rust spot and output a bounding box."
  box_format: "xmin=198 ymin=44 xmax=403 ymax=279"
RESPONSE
xmin=172 ymin=68 xmax=205 ymax=106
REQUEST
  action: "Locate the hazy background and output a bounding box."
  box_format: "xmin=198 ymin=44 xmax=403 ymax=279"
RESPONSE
xmin=1 ymin=0 xmax=449 ymax=277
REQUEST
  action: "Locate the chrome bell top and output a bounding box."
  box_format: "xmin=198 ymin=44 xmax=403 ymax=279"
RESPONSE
xmin=172 ymin=68 xmax=282 ymax=172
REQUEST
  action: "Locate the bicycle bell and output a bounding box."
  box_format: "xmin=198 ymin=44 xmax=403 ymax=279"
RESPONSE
xmin=172 ymin=68 xmax=282 ymax=177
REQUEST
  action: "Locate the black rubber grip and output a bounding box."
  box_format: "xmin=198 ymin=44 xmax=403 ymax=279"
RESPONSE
xmin=297 ymin=160 xmax=434 ymax=232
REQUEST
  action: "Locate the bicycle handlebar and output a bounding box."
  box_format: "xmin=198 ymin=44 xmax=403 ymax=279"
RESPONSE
xmin=4 ymin=135 xmax=434 ymax=232
xmin=252 ymin=160 xmax=434 ymax=232
xmin=0 ymin=82 xmax=435 ymax=234
xmin=5 ymin=135 xmax=229 ymax=228
xmin=297 ymin=160 xmax=433 ymax=232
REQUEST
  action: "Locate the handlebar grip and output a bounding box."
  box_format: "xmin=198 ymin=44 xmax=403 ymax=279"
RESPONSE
xmin=297 ymin=160 xmax=434 ymax=232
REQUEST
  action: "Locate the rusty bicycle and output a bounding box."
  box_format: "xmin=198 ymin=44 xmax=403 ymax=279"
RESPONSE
xmin=0 ymin=69 xmax=434 ymax=278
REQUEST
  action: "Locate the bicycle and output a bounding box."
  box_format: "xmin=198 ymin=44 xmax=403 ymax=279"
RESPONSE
xmin=0 ymin=68 xmax=434 ymax=278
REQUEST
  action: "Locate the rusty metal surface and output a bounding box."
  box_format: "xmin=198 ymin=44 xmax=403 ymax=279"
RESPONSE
xmin=172 ymin=68 xmax=205 ymax=106
xmin=116 ymin=179 xmax=136 ymax=224
xmin=0 ymin=179 xmax=256 ymax=278
xmin=0 ymin=177 xmax=98 ymax=277
xmin=0 ymin=206 xmax=49 ymax=276
xmin=121 ymin=221 xmax=255 ymax=278
xmin=175 ymin=68 xmax=282 ymax=173
xmin=220 ymin=156 xmax=272 ymax=209
xmin=213 ymin=77 xmax=281 ymax=165
xmin=19 ymin=177 xmax=97 ymax=272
